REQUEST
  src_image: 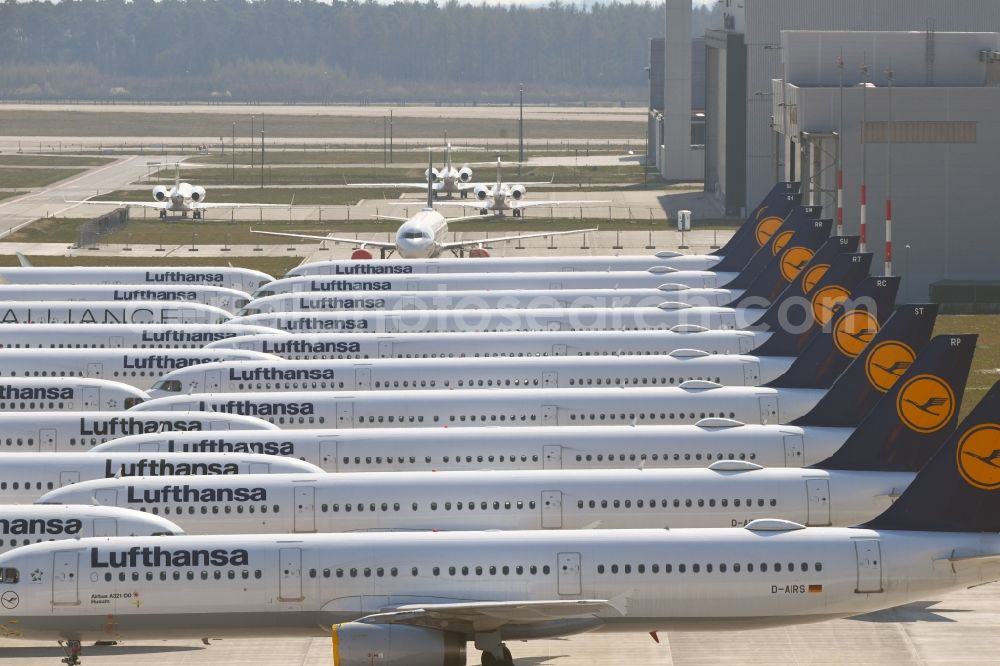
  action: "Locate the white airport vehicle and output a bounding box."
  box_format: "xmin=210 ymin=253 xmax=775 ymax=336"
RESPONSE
xmin=0 ymin=284 xmax=251 ymax=314
xmin=0 ymin=452 xmax=322 ymax=504
xmin=436 ymin=156 xmax=608 ymax=217
xmin=0 ymin=504 xmax=182 ymax=555
xmin=0 ymin=301 xmax=232 ymax=325
xmin=58 ymin=355 xmax=966 ymax=533
xmin=0 ymin=263 xmax=272 ymax=294
xmin=5 ymin=403 xmax=1000 ymax=666
xmin=0 ymin=411 xmax=276 ymax=453
xmin=0 ymin=348 xmax=281 ymax=390
xmin=0 ymin=378 xmax=147 ymax=411
xmin=69 ymin=163 xmax=290 ymax=220
xmin=133 ymin=326 xmax=952 ymax=433
xmin=0 ymin=323 xmax=277 ymax=349
xmin=253 ymin=153 xmax=594 ymax=259
xmin=238 ymin=286 xmax=731 ymax=315
xmin=278 ymin=181 xmax=802 ymax=276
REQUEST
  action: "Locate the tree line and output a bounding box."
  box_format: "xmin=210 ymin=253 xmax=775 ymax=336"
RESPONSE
xmin=0 ymin=0 xmax=720 ymax=103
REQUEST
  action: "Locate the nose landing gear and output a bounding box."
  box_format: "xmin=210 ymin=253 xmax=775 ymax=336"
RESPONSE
xmin=58 ymin=639 xmax=82 ymax=665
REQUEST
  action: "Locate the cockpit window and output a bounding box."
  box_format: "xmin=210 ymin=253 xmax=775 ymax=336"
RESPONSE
xmin=253 ymin=289 xmax=274 ymax=299
xmin=0 ymin=568 xmax=18 ymax=584
xmin=401 ymin=231 xmax=425 ymax=240
xmin=235 ymin=298 xmax=250 ymax=309
xmin=238 ymin=308 xmax=262 ymax=316
xmin=124 ymin=397 xmax=145 ymax=408
xmin=151 ymin=380 xmax=182 ymax=393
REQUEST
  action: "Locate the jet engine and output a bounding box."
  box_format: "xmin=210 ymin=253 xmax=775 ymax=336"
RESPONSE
xmin=474 ymin=185 xmax=491 ymax=201
xmin=425 ymin=168 xmax=440 ymax=182
xmin=508 ymin=185 xmax=526 ymax=200
xmin=458 ymin=166 xmax=473 ymax=182
xmin=332 ymin=623 xmax=466 ymax=666
xmin=152 ymin=186 xmax=170 ymax=202
xmin=189 ymin=186 xmax=207 ymax=202
xmin=469 ymin=247 xmax=490 ymax=258
xmin=350 ymin=248 xmax=374 ymax=260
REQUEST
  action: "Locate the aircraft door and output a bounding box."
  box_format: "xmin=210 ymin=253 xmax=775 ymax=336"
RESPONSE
xmin=86 ymin=363 xmax=103 ymax=379
xmin=319 ymin=440 xmax=337 ymax=471
xmin=205 ymin=370 xmax=222 ymax=392
xmin=109 ymin=336 xmax=124 ymax=348
xmin=543 ymin=445 xmax=563 ymax=470
xmin=541 ymin=490 xmax=563 ymax=529
xmin=384 ymin=315 xmax=398 ymax=333
xmin=337 ymin=402 xmax=354 ymax=428
xmin=138 ymin=441 xmax=161 ymax=452
xmin=209 ymin=420 xmax=231 ymax=430
xmin=51 ymin=551 xmax=80 ymax=606
xmin=355 ymin=368 xmax=372 ymax=390
xmin=557 ymin=552 xmax=582 ymax=596
xmin=58 ymin=471 xmax=80 ymax=487
xmin=294 ymin=486 xmax=317 ymax=533
xmin=552 ymin=344 xmax=567 ymax=356
xmin=541 ymin=405 xmax=558 ymax=425
xmin=401 ymin=294 xmax=418 ymax=310
xmin=248 ymin=462 xmax=270 ymax=474
xmin=94 ymin=489 xmax=117 ymax=507
xmin=405 ymin=279 xmax=419 ymax=292
xmin=377 ymin=341 xmax=393 ymax=359
xmin=92 ymin=518 xmax=117 ymax=537
xmin=805 ymin=479 xmax=831 ymax=526
xmin=542 ymin=372 xmax=557 ymax=388
xmin=278 ymin=548 xmax=304 ymax=601
xmin=739 ymin=336 xmax=755 ymax=353
xmin=742 ymin=362 xmax=761 ymax=385
xmin=854 ymin=539 xmax=883 ymax=593
xmin=758 ymin=396 xmax=779 ymax=424
xmin=39 ymin=428 xmax=57 ymax=453
xmin=718 ymin=312 xmax=737 ymax=330
xmin=80 ymin=386 xmax=100 ymax=410
xmin=783 ymin=434 xmax=804 ymax=466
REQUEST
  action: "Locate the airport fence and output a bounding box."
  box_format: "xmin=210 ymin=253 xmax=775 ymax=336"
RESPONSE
xmin=76 ymin=208 xmax=129 ymax=249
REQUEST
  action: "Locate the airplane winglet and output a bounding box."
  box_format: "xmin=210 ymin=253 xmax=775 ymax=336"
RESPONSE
xmin=15 ymin=252 xmax=32 ymax=268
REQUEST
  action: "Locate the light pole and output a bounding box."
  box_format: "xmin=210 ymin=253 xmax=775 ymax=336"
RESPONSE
xmin=231 ymin=122 xmax=236 ymax=184
xmin=518 ymin=83 xmax=524 ymax=171
xmin=260 ymin=130 xmax=265 ymax=189
xmin=250 ymin=116 xmax=255 ymax=168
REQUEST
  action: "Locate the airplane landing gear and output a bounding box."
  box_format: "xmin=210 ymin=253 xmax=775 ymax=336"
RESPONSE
xmin=193 ymin=211 xmax=202 ymax=220
xmin=480 ymin=645 xmax=514 ymax=666
xmin=479 ymin=209 xmax=488 ymax=215
xmin=512 ymin=209 xmax=522 ymax=218
xmin=477 ymin=632 xmax=514 ymax=666
xmin=58 ymin=640 xmax=82 ymax=666
xmin=158 ymin=210 xmax=167 ymax=219
xmin=461 ymin=191 xmax=469 ymax=199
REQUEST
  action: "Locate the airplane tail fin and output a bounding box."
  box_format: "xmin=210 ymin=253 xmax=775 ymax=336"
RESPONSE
xmin=746 ymin=236 xmax=861 ymax=356
xmin=812 ymin=334 xmax=975 ymax=473
xmin=713 ymin=201 xmax=815 ymax=275
xmin=765 ymin=275 xmax=900 ymax=388
xmin=725 ymin=217 xmax=831 ymax=300
xmin=14 ymin=251 xmax=32 ymax=268
xmin=749 ymin=251 xmax=872 ymax=336
xmin=426 ymin=149 xmax=434 ymax=209
xmin=861 ymin=375 xmax=1000 ymax=532
xmin=790 ymin=303 xmax=939 ymax=427
xmin=711 ymin=182 xmax=801 ymax=257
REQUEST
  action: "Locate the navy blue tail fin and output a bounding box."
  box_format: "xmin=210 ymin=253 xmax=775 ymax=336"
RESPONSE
xmin=748 ymin=237 xmax=861 ymax=355
xmin=712 ymin=196 xmax=806 ymax=273
xmin=812 ymin=334 xmax=975 ymax=473
xmin=765 ymin=276 xmax=900 ymax=388
xmin=790 ymin=304 xmax=939 ymax=427
xmin=862 ymin=374 xmax=1000 ymax=532
xmin=711 ymin=182 xmax=801 ymax=257
xmin=727 ymin=218 xmax=832 ymax=303
xmin=748 ymin=251 xmax=871 ymax=336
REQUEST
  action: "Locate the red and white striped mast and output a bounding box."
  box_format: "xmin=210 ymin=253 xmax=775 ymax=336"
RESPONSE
xmin=884 ymin=62 xmax=894 ymax=276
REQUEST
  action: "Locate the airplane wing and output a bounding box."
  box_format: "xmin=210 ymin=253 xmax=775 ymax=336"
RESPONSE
xmin=248 ymin=228 xmax=397 ymax=249
xmin=191 ymin=202 xmax=291 ymax=210
xmin=510 ymin=199 xmax=613 ymax=210
xmin=68 ymin=200 xmax=170 ymax=211
xmin=440 ymin=227 xmax=598 ymax=251
xmin=355 ymin=598 xmax=623 ymax=635
xmin=349 ymin=183 xmax=432 ymax=190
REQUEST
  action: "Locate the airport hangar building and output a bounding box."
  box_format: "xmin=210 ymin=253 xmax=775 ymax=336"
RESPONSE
xmin=649 ymin=1 xmax=1000 ymax=306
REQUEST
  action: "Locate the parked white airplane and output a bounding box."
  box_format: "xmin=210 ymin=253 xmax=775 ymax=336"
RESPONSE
xmin=251 ymin=153 xmax=595 ymax=259
xmin=0 ymin=323 xmax=276 ymax=350
xmin=351 ymin=141 xmax=480 ymax=199
xmin=433 ymin=156 xmax=607 ymax=217
xmin=208 ymin=281 xmax=907 ymax=364
xmin=0 ymin=452 xmax=321 ymax=504
xmin=131 ymin=323 xmax=945 ymax=432
xmin=0 ymin=378 xmax=147 ymax=411
xmin=6 ymin=395 xmax=1000 ymax=665
xmin=0 ymin=263 xmax=272 ymax=294
xmin=0 ymin=284 xmax=251 ymax=314
xmin=0 ymin=301 xmax=232 ymax=325
xmin=57 ymin=344 xmax=970 ymax=533
xmin=0 ymin=348 xmax=280 ymax=390
xmin=0 ymin=411 xmax=275 ymax=453
xmin=0 ymin=504 xmax=182 ymax=555
xmin=69 ymin=163 xmax=289 ymax=219
xmin=149 ymin=286 xmax=906 ymax=398
xmin=276 ymin=181 xmax=801 ymax=277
